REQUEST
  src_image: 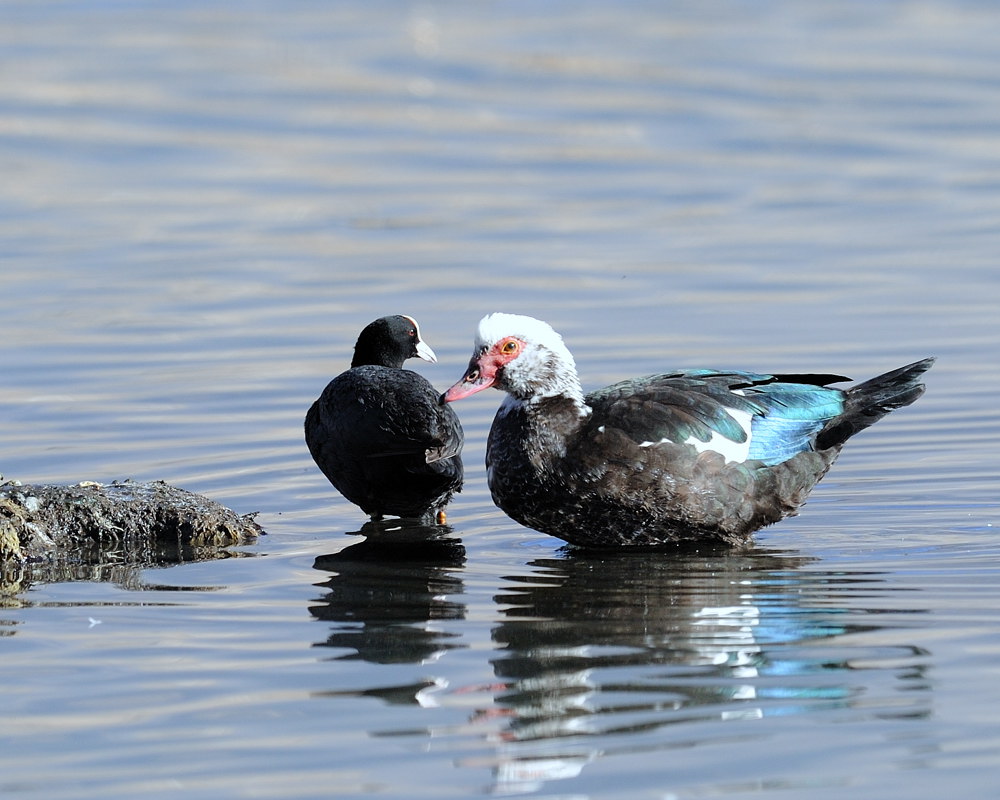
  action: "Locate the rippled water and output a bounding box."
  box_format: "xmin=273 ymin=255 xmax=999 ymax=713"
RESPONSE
xmin=2 ymin=1 xmax=999 ymax=798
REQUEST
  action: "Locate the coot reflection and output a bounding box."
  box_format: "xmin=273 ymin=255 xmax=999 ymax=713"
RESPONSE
xmin=310 ymin=522 xmax=466 ymax=667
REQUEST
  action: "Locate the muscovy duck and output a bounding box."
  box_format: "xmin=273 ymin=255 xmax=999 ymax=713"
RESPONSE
xmin=442 ymin=313 xmax=932 ymax=547
xmin=306 ymin=315 xmax=463 ymax=524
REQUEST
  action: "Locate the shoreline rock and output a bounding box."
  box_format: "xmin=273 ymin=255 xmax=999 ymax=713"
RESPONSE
xmin=1 ymin=479 xmax=263 ymax=590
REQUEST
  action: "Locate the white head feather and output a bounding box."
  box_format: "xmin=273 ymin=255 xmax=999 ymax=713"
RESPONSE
xmin=476 ymin=313 xmax=587 ymax=410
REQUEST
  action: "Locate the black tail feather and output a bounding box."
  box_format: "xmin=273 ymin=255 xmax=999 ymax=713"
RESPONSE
xmin=816 ymin=357 xmax=934 ymax=450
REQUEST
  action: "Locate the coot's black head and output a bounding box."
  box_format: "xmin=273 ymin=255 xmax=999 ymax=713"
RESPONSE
xmin=351 ymin=315 xmax=438 ymax=369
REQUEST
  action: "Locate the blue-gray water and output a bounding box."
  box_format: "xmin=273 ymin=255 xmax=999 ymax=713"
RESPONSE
xmin=2 ymin=1 xmax=999 ymax=797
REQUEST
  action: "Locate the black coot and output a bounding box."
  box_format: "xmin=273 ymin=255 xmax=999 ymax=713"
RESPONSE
xmin=306 ymin=315 xmax=463 ymax=523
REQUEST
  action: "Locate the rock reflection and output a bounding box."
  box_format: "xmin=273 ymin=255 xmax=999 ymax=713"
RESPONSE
xmin=310 ymin=521 xmax=466 ymax=669
xmin=474 ymin=546 xmax=931 ymax=794
xmin=1 ymin=537 xmax=256 ymax=597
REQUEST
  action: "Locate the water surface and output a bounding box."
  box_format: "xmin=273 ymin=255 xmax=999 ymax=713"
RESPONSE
xmin=2 ymin=1 xmax=999 ymax=798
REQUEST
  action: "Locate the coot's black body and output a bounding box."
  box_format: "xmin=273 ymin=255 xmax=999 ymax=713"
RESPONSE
xmin=306 ymin=315 xmax=463 ymax=522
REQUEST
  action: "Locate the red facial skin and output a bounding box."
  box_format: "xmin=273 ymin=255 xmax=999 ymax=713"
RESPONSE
xmin=442 ymin=337 xmax=524 ymax=402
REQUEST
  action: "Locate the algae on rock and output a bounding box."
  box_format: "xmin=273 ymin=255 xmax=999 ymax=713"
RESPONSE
xmin=1 ymin=479 xmax=263 ymax=591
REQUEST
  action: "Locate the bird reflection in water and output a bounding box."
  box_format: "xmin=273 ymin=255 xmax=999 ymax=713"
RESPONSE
xmin=310 ymin=520 xmax=467 ymax=674
xmin=463 ymin=545 xmax=930 ymax=795
xmin=309 ymin=532 xmax=931 ymax=796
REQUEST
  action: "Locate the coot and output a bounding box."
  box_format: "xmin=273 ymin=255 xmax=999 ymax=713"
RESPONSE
xmin=306 ymin=315 xmax=463 ymax=523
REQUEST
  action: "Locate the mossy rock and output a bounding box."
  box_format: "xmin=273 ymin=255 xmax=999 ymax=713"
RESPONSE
xmin=1 ymin=479 xmax=263 ymax=591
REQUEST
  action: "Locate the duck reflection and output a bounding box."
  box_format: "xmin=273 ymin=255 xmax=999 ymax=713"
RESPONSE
xmin=473 ymin=545 xmax=930 ymax=794
xmin=310 ymin=520 xmax=466 ymax=670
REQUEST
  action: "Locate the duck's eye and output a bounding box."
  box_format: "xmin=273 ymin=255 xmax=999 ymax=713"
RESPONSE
xmin=501 ymin=339 xmax=519 ymax=355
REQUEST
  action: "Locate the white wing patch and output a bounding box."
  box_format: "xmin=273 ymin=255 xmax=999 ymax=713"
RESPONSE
xmin=638 ymin=407 xmax=755 ymax=464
